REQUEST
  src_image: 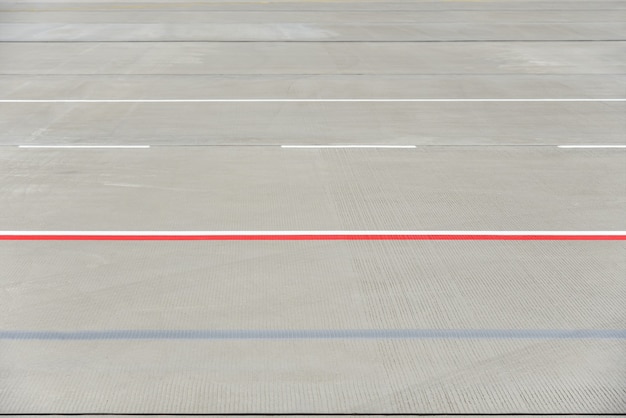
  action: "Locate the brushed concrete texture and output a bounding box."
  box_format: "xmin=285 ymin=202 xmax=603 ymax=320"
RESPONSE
xmin=2 ymin=21 xmax=625 ymax=41
xmin=1 ymin=0 xmax=625 ymax=414
xmin=1 ymin=240 xmax=625 ymax=412
xmin=2 ymin=240 xmax=625 ymax=330
xmin=1 ymin=147 xmax=624 ymax=231
xmin=3 ymin=10 xmax=626 ymax=25
xmin=2 ymin=74 xmax=626 ymax=100
xmin=3 ymin=0 xmax=626 ymax=10
xmin=1 ymin=339 xmax=625 ymax=412
xmin=2 ymin=42 xmax=625 ymax=76
xmin=2 ymin=101 xmax=625 ymax=146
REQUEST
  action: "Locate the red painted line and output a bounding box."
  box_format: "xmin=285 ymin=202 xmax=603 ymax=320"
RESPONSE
xmin=1 ymin=234 xmax=625 ymax=241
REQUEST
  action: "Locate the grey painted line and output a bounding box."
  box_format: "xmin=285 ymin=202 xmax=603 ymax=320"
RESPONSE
xmin=1 ymin=40 xmax=625 ymax=44
xmin=2 ymin=73 xmax=623 ymax=77
xmin=6 ymin=8 xmax=626 ymax=12
xmin=4 ymin=8 xmax=625 ymax=13
xmin=4 ymin=144 xmax=623 ymax=149
xmin=2 ymin=329 xmax=625 ymax=340
xmin=3 ymin=98 xmax=625 ymax=103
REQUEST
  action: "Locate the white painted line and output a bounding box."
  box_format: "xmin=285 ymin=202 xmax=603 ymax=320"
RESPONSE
xmin=18 ymin=145 xmax=150 ymax=149
xmin=281 ymin=145 xmax=416 ymax=149
xmin=2 ymin=231 xmax=625 ymax=236
xmin=3 ymin=231 xmax=625 ymax=241
xmin=1 ymin=99 xmax=625 ymax=103
xmin=558 ymin=145 xmax=626 ymax=149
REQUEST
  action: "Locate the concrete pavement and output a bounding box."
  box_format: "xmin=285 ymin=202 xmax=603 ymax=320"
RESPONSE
xmin=0 ymin=0 xmax=625 ymax=414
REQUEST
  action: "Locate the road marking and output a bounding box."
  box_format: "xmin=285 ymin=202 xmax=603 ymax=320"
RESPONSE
xmin=14 ymin=145 xmax=626 ymax=150
xmin=1 ymin=99 xmax=625 ymax=103
xmin=18 ymin=145 xmax=150 ymax=149
xmin=1 ymin=231 xmax=625 ymax=240
xmin=1 ymin=329 xmax=625 ymax=340
xmin=3 ymin=1 xmax=296 ymax=12
xmin=281 ymin=145 xmax=416 ymax=149
xmin=558 ymin=145 xmax=626 ymax=149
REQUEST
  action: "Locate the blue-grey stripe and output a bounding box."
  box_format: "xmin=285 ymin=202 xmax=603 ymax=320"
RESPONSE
xmin=1 ymin=329 xmax=625 ymax=340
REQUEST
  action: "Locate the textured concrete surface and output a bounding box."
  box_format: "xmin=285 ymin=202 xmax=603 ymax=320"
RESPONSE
xmin=1 ymin=147 xmax=625 ymax=230
xmin=1 ymin=0 xmax=625 ymax=414
xmin=1 ymin=101 xmax=625 ymax=145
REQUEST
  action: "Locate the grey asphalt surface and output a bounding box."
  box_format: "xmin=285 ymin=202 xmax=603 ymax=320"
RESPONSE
xmin=1 ymin=0 xmax=625 ymax=414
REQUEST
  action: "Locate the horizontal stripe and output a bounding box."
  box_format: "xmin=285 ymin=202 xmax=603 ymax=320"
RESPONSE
xmin=2 ymin=329 xmax=625 ymax=340
xmin=18 ymin=145 xmax=150 ymax=149
xmin=1 ymin=231 xmax=625 ymax=240
xmin=558 ymin=145 xmax=626 ymax=149
xmin=281 ymin=145 xmax=416 ymax=149
xmin=1 ymin=98 xmax=625 ymax=103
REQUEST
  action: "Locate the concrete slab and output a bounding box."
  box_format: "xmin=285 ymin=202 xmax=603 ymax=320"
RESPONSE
xmin=1 ymin=239 xmax=625 ymax=412
xmin=3 ymin=240 xmax=625 ymax=330
xmin=2 ymin=42 xmax=624 ymax=75
xmin=2 ymin=101 xmax=624 ymax=145
xmin=2 ymin=339 xmax=623 ymax=413
xmin=2 ymin=21 xmax=625 ymax=41
xmin=3 ymin=0 xmax=626 ymax=12
xmin=2 ymin=74 xmax=626 ymax=100
xmin=1 ymin=147 xmax=624 ymax=230
xmin=1 ymin=0 xmax=625 ymax=414
xmin=3 ymin=10 xmax=626 ymax=25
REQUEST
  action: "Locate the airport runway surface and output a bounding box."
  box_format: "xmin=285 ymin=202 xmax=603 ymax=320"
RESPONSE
xmin=0 ymin=0 xmax=625 ymax=414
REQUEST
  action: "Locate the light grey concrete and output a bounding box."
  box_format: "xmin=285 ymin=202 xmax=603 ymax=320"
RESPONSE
xmin=2 ymin=339 xmax=623 ymax=413
xmin=3 ymin=10 xmax=626 ymax=25
xmin=1 ymin=241 xmax=625 ymax=413
xmin=1 ymin=147 xmax=625 ymax=231
xmin=3 ymin=0 xmax=626 ymax=11
xmin=1 ymin=101 xmax=624 ymax=145
xmin=2 ymin=240 xmax=625 ymax=330
xmin=2 ymin=21 xmax=625 ymax=41
xmin=2 ymin=75 xmax=626 ymax=100
xmin=1 ymin=0 xmax=625 ymax=414
xmin=2 ymin=42 xmax=625 ymax=75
